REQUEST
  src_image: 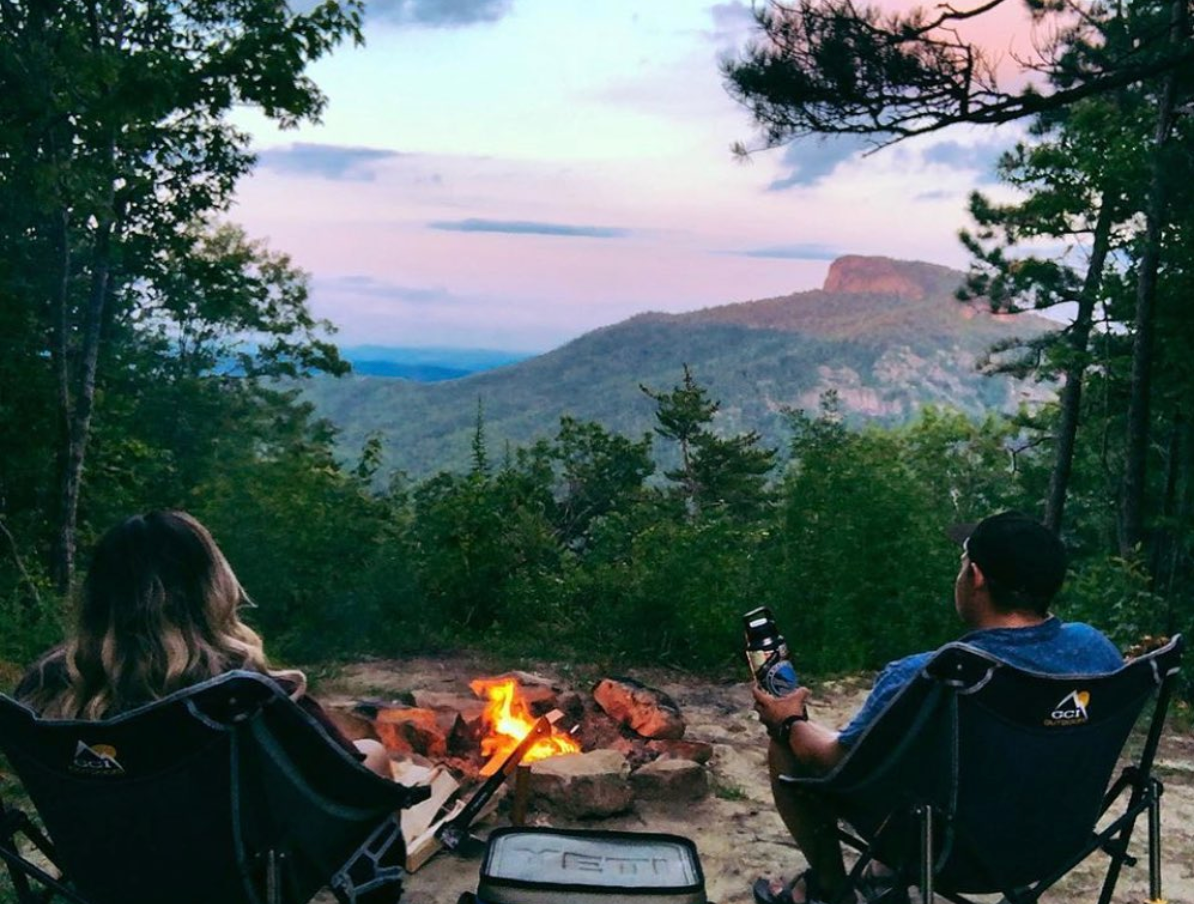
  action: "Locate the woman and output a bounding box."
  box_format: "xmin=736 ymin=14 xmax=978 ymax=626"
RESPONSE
xmin=17 ymin=510 xmax=390 ymax=776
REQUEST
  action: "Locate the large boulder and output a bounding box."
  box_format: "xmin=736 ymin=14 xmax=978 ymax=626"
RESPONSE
xmin=528 ymin=749 xmax=634 ymax=819
xmin=358 ymin=705 xmax=447 ymax=759
xmin=646 ymin=738 xmax=714 ymax=765
xmin=592 ymin=677 xmax=686 ymax=739
xmin=630 ymin=758 xmax=709 ymax=802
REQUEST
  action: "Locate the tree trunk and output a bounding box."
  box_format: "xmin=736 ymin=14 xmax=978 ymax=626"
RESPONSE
xmin=51 ymin=185 xmax=115 ymax=592
xmin=1118 ymin=0 xmax=1184 ymax=556
xmin=1149 ymin=410 xmax=1182 ymax=591
xmin=1043 ymin=199 xmax=1114 ymax=533
xmin=49 ymin=206 xmax=74 ymax=592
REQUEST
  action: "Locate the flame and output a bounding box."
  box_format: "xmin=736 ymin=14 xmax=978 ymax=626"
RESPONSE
xmin=470 ymin=677 xmax=580 ymax=776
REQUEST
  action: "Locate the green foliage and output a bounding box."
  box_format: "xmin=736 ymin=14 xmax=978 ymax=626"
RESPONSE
xmin=1061 ymin=553 xmax=1169 ymax=649
xmin=192 ymin=420 xmax=420 ymax=662
xmin=642 ymin=366 xmax=777 ymax=520
xmin=0 ymin=570 xmax=63 ymax=673
xmin=0 ymin=0 xmax=362 ymax=589
xmin=546 ymin=416 xmax=654 ymax=548
xmin=773 ymin=398 xmax=1019 ymax=672
xmin=8 ymin=356 xmax=1165 ymax=688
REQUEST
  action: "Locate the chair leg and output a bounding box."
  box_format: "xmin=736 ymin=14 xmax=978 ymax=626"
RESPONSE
xmin=1097 ymin=787 xmax=1145 ymax=904
xmin=918 ymin=805 xmax=934 ymax=904
xmin=1148 ymin=779 xmax=1164 ymax=904
xmin=0 ymin=805 xmax=90 ymax=904
xmin=266 ymin=850 xmax=281 ymax=904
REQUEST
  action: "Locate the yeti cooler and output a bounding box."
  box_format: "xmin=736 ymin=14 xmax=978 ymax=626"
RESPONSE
xmin=477 ymin=827 xmax=707 ymax=904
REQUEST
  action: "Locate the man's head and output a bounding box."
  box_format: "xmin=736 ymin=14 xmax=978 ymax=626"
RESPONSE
xmin=948 ymin=511 xmax=1067 ymax=620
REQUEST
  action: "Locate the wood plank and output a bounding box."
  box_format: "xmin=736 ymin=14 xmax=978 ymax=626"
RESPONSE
xmin=400 ymin=766 xmax=460 ymax=842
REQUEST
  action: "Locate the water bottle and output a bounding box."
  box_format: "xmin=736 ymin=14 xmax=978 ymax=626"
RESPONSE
xmin=743 ymin=607 xmax=799 ymax=696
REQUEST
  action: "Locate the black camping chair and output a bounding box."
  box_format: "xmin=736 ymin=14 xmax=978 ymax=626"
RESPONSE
xmin=0 ymin=670 xmax=430 ymax=904
xmin=782 ymin=635 xmax=1184 ymax=904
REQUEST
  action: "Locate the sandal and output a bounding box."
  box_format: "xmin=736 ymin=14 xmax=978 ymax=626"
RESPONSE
xmin=857 ymin=863 xmax=909 ymax=904
xmin=752 ymin=869 xmax=830 ymax=904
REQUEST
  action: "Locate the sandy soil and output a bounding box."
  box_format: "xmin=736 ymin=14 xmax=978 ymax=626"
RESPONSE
xmin=318 ymin=655 xmax=1194 ymax=904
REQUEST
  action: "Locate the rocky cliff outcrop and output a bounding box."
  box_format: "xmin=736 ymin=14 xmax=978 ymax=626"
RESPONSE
xmin=822 ymin=255 xmax=959 ymax=300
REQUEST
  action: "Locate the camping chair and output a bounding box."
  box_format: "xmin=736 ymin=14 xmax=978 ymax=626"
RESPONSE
xmin=0 ymin=670 xmax=430 ymax=904
xmin=782 ymin=635 xmax=1184 ymax=904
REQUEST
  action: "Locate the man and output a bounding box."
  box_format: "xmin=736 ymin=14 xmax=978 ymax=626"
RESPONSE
xmin=751 ymin=511 xmax=1123 ymax=904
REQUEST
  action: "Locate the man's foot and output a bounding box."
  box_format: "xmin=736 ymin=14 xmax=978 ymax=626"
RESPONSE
xmin=752 ymin=870 xmax=838 ymax=904
xmin=857 ymin=862 xmax=909 ymax=904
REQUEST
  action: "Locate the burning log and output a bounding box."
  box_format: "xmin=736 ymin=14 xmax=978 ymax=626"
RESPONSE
xmin=470 ymin=676 xmax=580 ymax=775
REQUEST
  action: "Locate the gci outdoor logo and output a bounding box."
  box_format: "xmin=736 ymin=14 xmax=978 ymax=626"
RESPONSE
xmin=70 ymin=740 xmax=125 ymax=775
xmin=1044 ymin=690 xmax=1091 ymax=727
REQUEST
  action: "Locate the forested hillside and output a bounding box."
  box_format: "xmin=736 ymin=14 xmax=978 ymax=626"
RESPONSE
xmin=304 ymin=256 xmax=1053 ymax=478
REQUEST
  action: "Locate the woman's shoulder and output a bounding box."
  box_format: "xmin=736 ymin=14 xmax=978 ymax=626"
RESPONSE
xmin=14 ymin=646 xmax=70 ymax=704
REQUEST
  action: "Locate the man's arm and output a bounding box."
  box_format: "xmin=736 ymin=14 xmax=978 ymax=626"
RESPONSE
xmin=752 ymin=685 xmax=848 ymax=772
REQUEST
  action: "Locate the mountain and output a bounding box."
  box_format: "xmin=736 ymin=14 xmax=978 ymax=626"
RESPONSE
xmin=303 ymin=256 xmax=1056 ymax=477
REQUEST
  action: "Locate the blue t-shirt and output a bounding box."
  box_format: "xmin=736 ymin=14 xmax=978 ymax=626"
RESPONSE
xmin=837 ymin=617 xmax=1122 ymax=748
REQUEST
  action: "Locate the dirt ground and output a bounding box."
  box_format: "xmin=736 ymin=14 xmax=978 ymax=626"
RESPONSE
xmin=318 ymin=654 xmax=1194 ymax=904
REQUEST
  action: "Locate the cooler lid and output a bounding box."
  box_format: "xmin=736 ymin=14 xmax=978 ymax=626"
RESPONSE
xmin=481 ymin=827 xmax=705 ymax=894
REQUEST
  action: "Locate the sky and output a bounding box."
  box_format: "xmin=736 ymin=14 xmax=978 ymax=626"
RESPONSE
xmin=229 ymin=0 xmax=1036 ymax=352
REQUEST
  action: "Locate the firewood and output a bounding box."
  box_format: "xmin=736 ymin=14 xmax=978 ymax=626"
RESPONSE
xmin=404 ymin=793 xmax=500 ymax=873
xmin=400 ymin=766 xmax=459 ymax=843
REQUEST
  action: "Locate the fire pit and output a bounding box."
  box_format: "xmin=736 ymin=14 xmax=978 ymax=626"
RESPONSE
xmin=342 ymin=670 xmax=713 ymax=852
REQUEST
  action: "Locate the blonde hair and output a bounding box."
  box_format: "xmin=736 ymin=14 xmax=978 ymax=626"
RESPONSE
xmin=32 ymin=511 xmax=304 ymax=720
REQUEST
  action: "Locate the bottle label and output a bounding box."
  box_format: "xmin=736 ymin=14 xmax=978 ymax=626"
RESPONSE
xmin=763 ymin=659 xmax=799 ymax=696
xmin=748 ymin=648 xmax=799 ymax=696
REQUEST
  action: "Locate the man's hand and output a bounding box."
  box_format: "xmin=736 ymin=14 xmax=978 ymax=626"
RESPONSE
xmin=752 ymin=684 xmax=811 ymax=734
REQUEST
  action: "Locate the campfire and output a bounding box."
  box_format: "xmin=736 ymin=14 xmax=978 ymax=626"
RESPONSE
xmin=470 ymin=676 xmax=581 ymax=775
xmin=346 ymin=669 xmax=710 ymax=871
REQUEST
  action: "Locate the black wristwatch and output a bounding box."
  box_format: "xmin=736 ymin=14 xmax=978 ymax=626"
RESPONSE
xmin=769 ymin=710 xmax=809 ymax=744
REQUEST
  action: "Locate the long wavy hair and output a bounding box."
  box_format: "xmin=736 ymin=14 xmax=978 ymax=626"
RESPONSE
xmin=31 ymin=511 xmax=304 ymax=720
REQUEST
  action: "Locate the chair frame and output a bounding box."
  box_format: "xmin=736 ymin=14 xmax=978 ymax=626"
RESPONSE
xmin=0 ymin=671 xmax=429 ymax=904
xmin=784 ymin=636 xmax=1183 ymax=904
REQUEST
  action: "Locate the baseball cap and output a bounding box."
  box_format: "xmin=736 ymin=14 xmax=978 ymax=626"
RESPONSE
xmin=946 ymin=511 xmax=1067 ymax=602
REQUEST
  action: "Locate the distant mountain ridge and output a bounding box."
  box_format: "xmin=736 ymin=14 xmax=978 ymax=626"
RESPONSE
xmin=305 ymin=256 xmax=1055 ymax=477
xmin=339 ymin=345 xmax=531 ymax=380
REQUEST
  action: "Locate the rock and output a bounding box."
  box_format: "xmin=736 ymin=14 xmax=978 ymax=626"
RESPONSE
xmin=528 ymin=749 xmax=634 ymax=819
xmin=365 ymin=706 xmax=447 ymax=759
xmin=593 ymin=677 xmax=686 ymax=739
xmin=412 ymin=690 xmax=488 ymax=726
xmin=322 ymin=705 xmax=380 ymax=743
xmin=630 ymin=758 xmax=709 ymax=802
xmin=470 ymin=672 xmax=559 ymax=712
xmin=646 ymin=739 xmax=714 ymax=765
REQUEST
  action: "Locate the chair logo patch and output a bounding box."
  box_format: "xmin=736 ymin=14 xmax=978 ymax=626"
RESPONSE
xmin=71 ymin=741 xmax=125 ymax=775
xmin=1045 ymin=690 xmax=1091 ymax=726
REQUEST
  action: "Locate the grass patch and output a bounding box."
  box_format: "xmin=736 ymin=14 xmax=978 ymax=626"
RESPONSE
xmin=712 ymin=779 xmax=749 ymax=801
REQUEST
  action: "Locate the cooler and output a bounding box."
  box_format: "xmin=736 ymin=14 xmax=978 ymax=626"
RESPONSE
xmin=475 ymin=827 xmax=708 ymax=904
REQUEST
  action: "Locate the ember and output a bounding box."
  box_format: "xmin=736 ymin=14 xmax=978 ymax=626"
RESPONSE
xmin=470 ymin=677 xmax=580 ymax=775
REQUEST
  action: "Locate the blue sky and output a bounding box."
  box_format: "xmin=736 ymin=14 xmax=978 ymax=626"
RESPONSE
xmin=229 ymin=0 xmax=1027 ymax=351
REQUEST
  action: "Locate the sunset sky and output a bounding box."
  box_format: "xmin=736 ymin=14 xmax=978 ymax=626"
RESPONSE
xmin=230 ymin=0 xmax=1035 ymax=351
